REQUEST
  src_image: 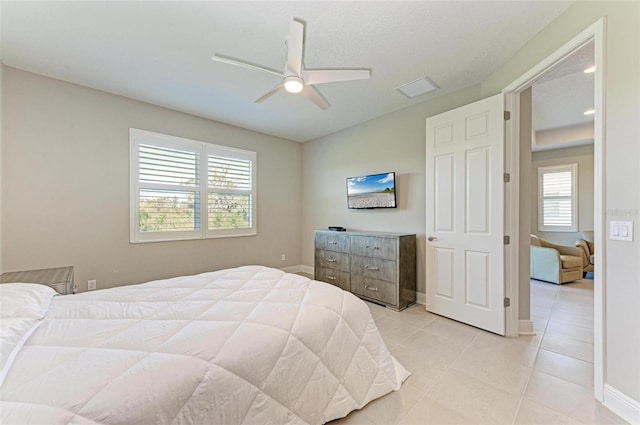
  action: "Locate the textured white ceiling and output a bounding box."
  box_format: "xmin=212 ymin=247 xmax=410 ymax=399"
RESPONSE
xmin=533 ymin=41 xmax=595 ymax=132
xmin=1 ymin=1 xmax=574 ymax=142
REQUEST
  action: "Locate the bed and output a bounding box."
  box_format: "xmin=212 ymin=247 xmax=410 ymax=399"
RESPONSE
xmin=0 ymin=265 xmax=409 ymax=424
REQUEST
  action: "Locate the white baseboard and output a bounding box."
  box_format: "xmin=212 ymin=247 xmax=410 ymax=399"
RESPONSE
xmin=281 ymin=265 xmax=314 ymax=275
xmin=416 ymin=292 xmax=426 ymax=305
xmin=281 ymin=265 xmax=304 ymax=273
xmin=518 ymin=319 xmax=535 ymax=335
xmin=300 ymin=265 xmax=314 ymax=275
xmin=603 ymin=384 xmax=640 ymax=424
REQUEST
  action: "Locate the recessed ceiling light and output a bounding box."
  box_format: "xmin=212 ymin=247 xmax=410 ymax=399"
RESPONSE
xmin=395 ymin=76 xmax=439 ymax=98
xmin=584 ymin=66 xmax=596 ymax=74
xmin=584 ymin=109 xmax=595 ymax=115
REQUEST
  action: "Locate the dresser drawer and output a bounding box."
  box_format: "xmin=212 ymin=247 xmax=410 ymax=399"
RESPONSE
xmin=315 ymin=231 xmax=350 ymax=252
xmin=351 ymin=275 xmax=397 ymax=305
xmin=313 ymin=230 xmax=416 ymax=311
xmin=350 ymin=255 xmax=396 ymax=283
xmin=350 ymin=236 xmax=396 ymax=260
xmin=315 ymin=250 xmax=350 ymax=271
xmin=315 ymin=267 xmax=350 ymax=291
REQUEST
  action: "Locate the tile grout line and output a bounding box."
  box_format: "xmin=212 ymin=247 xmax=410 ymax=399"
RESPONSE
xmin=511 ymin=282 xmax=560 ymax=424
xmin=533 ymin=368 xmax=595 ymax=392
xmin=363 ymin=309 xmax=439 ymax=425
xmin=542 ymin=281 xmax=595 ymax=364
xmin=379 ymin=310 xmax=438 ymax=352
xmin=395 ymin=327 xmax=482 ymax=424
xmin=331 ymin=280 xmax=604 ymax=425
xmin=516 ymin=368 xmax=600 ymax=424
xmin=510 ymin=342 xmax=543 ymax=424
xmin=516 ymin=279 xmax=599 ymax=424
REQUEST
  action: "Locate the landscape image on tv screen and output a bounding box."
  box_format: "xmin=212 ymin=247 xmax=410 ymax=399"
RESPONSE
xmin=347 ymin=172 xmax=396 ymax=209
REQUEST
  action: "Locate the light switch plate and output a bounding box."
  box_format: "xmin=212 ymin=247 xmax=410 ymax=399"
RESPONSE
xmin=610 ymin=221 xmax=634 ymax=241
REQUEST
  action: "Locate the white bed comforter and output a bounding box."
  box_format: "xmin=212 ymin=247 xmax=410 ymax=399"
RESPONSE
xmin=1 ymin=266 xmax=409 ymax=424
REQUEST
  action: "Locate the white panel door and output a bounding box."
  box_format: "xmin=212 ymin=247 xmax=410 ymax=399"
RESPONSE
xmin=425 ymin=94 xmax=505 ymax=335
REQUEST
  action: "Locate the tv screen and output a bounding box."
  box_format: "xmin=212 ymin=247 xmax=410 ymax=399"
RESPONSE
xmin=346 ymin=172 xmax=397 ymax=209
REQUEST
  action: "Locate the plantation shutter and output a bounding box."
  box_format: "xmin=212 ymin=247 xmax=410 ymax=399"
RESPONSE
xmin=130 ymin=129 xmax=256 ymax=242
xmin=538 ymin=164 xmax=578 ymax=232
xmin=138 ymin=144 xmax=200 ymax=233
xmin=207 ymin=149 xmax=255 ymax=235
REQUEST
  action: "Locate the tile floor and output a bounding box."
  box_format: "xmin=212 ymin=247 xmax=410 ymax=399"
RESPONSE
xmin=331 ymin=277 xmax=627 ymax=425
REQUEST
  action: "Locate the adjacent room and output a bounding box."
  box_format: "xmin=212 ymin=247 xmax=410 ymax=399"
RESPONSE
xmin=1 ymin=1 xmax=638 ymax=424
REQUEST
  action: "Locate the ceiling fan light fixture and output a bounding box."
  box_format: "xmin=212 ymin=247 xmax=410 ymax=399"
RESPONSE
xmin=284 ymin=76 xmax=304 ymax=93
xmin=213 ymin=19 xmax=370 ymax=109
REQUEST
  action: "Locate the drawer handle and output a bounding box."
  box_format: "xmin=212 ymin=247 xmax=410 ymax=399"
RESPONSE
xmin=365 ymin=245 xmax=380 ymax=250
xmin=328 ymin=241 xmax=338 ymax=245
xmin=364 ymin=265 xmax=379 ymax=271
xmin=327 ymin=276 xmax=337 ymax=281
xmin=364 ymin=285 xmax=379 ymax=292
xmin=326 ymin=258 xmax=337 ymax=262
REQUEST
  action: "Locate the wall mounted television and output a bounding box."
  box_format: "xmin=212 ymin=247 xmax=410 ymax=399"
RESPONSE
xmin=346 ymin=172 xmax=397 ymax=209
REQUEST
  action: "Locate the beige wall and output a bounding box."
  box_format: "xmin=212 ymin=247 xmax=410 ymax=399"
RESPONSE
xmin=302 ymin=0 xmax=640 ymax=408
xmin=533 ymin=122 xmax=594 ymax=149
xmin=1 ymin=0 xmax=638 ymax=412
xmin=531 ymin=144 xmax=595 ymax=246
xmin=301 ymin=85 xmax=483 ymax=295
xmin=480 ymin=1 xmax=640 ymax=404
xmin=1 ymin=67 xmax=302 ymax=291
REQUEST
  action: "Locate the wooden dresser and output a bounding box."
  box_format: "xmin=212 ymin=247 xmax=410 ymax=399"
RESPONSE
xmin=314 ymin=230 xmax=416 ymax=311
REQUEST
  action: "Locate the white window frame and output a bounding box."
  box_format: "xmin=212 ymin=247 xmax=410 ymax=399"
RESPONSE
xmin=130 ymin=129 xmax=256 ymax=243
xmin=538 ymin=163 xmax=578 ymax=232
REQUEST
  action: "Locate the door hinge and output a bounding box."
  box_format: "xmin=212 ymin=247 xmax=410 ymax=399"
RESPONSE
xmin=504 ymin=111 xmax=511 ymax=120
xmin=504 ymin=297 xmax=511 ymax=307
xmin=503 ymin=173 xmax=510 ymax=183
xmin=504 ymin=235 xmax=510 ymax=245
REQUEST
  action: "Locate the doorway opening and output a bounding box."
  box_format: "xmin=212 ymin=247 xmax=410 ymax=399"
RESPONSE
xmin=502 ymin=18 xmax=605 ymax=401
xmin=528 ymin=41 xmax=596 ymax=408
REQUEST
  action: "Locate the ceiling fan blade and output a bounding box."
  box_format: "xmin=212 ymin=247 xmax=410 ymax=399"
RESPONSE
xmin=303 ymin=69 xmax=371 ymax=85
xmin=286 ymin=20 xmax=304 ymax=76
xmin=254 ymin=84 xmax=284 ymax=104
xmin=300 ymin=85 xmax=329 ymax=110
xmin=212 ymin=53 xmax=284 ymax=78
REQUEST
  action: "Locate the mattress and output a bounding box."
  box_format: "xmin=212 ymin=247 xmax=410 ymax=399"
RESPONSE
xmin=0 ymin=265 xmax=409 ymax=424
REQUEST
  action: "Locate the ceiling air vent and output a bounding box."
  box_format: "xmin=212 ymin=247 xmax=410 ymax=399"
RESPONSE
xmin=395 ymin=76 xmax=439 ymax=98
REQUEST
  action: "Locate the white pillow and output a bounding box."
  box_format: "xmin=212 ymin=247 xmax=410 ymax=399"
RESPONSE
xmin=0 ymin=283 xmax=57 ymax=319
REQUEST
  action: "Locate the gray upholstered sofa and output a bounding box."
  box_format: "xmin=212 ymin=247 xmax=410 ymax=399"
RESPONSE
xmin=530 ymin=234 xmax=583 ymax=284
xmin=576 ymin=230 xmax=595 ymax=277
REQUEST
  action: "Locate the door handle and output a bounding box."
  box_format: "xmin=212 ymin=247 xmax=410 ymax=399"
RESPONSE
xmin=427 ymin=236 xmax=438 ymax=242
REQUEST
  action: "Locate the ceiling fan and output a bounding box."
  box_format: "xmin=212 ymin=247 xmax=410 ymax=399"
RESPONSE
xmin=212 ymin=19 xmax=371 ymax=110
